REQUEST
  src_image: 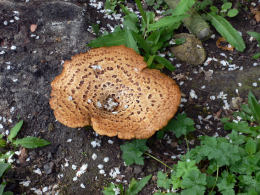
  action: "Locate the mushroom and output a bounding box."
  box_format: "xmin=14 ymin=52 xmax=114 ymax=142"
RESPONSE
xmin=50 ymin=45 xmax=181 ymax=139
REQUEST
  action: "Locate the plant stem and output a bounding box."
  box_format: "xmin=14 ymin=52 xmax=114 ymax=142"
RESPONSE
xmin=145 ymin=152 xmax=173 ymax=170
xmin=210 ymin=165 xmax=219 ymax=193
xmin=184 ymin=135 xmax=190 ymax=152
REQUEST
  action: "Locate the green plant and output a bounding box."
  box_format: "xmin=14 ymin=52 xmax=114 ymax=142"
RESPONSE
xmin=154 ymin=92 xmax=260 ymax=194
xmin=0 ymin=120 xmax=50 ymax=195
xmin=88 ymin=0 xmax=196 ymax=71
xmin=104 ymin=0 xmax=124 ymax=14
xmin=103 ymin=174 xmax=152 ymax=195
xmin=247 ymin=31 xmax=260 ymax=59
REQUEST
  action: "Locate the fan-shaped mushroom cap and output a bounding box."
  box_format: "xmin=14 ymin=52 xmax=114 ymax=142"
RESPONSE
xmin=50 ymin=45 xmax=181 ymax=139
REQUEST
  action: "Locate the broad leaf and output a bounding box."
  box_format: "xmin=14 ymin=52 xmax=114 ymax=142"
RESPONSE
xmin=148 ymin=15 xmax=187 ymax=32
xmin=0 ymin=163 xmax=10 ymax=178
xmin=126 ymin=175 xmax=151 ymax=195
xmin=248 ymin=91 xmax=260 ymax=123
xmin=120 ymin=139 xmax=148 ymax=165
xmin=207 ymin=12 xmax=245 ymax=52
xmin=125 ymin=28 xmax=139 ymax=53
xmin=88 ymin=30 xmax=126 ymax=48
xmin=8 ymin=120 xmax=23 ymax=142
xmin=13 ymin=136 xmax=50 ymax=149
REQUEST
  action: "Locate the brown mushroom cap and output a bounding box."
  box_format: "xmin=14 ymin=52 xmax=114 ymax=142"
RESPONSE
xmin=50 ymin=45 xmax=181 ymax=139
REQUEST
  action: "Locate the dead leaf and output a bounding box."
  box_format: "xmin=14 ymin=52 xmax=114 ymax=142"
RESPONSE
xmin=18 ymin=147 xmax=28 ymax=164
xmin=216 ymin=37 xmax=234 ymax=51
xmin=250 ymin=6 xmax=260 ymax=22
xmin=173 ymin=73 xmax=187 ymax=80
xmin=30 ymin=24 xmax=37 ymax=32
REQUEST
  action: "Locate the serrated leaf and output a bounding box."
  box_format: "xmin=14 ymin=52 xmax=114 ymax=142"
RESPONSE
xmin=157 ymin=171 xmax=172 ymax=190
xmin=13 ymin=136 xmax=50 ymax=149
xmin=8 ymin=120 xmax=23 ymax=142
xmin=165 ymin=113 xmax=195 ymax=138
xmin=126 ymin=175 xmax=151 ymax=195
xmin=0 ymin=163 xmax=10 ymax=178
xmin=154 ymin=55 xmax=175 ymax=71
xmin=207 ymin=12 xmax=245 ymax=52
xmin=88 ymin=30 xmax=126 ymax=48
xmin=248 ymin=91 xmax=260 ymax=123
xmin=181 ymin=170 xmax=207 ymax=195
xmin=176 ymin=160 xmax=199 ymax=178
xmin=120 ymin=140 xmax=148 ymax=166
xmin=245 ymin=138 xmax=257 ymax=155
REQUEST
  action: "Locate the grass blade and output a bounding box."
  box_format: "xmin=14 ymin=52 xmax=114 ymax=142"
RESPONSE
xmin=207 ymin=12 xmax=245 ymax=52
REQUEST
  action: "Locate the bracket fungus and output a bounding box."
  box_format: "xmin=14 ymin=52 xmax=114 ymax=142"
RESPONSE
xmin=50 ymin=45 xmax=181 ymax=139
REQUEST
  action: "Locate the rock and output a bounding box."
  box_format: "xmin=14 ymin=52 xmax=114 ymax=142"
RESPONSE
xmin=170 ymin=33 xmax=207 ymax=65
xmin=44 ymin=162 xmax=54 ymax=175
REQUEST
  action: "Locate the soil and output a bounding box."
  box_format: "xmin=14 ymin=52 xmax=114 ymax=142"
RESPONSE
xmin=0 ymin=0 xmax=259 ymax=195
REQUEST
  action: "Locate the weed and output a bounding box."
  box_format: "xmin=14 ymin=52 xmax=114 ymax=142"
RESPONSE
xmin=0 ymin=120 xmax=50 ymax=195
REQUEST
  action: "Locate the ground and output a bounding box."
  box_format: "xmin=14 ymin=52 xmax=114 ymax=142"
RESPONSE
xmin=0 ymin=0 xmax=259 ymax=195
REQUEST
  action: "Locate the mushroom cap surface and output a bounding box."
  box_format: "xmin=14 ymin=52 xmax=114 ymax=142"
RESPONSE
xmin=50 ymin=45 xmax=181 ymax=139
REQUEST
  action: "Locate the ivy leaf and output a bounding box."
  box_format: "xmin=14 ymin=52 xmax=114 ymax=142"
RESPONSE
xmin=120 ymin=139 xmax=148 ymax=166
xmin=165 ymin=113 xmax=195 ymax=138
xmin=157 ymin=171 xmax=172 ymax=190
xmin=126 ymin=175 xmax=151 ymax=195
xmin=181 ymin=169 xmax=207 ymax=195
xmin=13 ymin=137 xmax=50 ymax=149
xmin=8 ymin=120 xmax=23 ymax=142
xmin=248 ymin=91 xmax=260 ymax=123
xmin=207 ymin=12 xmax=245 ymax=52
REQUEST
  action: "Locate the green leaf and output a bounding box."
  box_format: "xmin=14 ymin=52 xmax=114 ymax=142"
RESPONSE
xmin=245 ymin=138 xmax=257 ymax=155
xmin=217 ymin=172 xmax=236 ymax=195
xmin=125 ymin=28 xmax=139 ymax=53
xmin=3 ymin=192 xmax=13 ymax=195
xmin=181 ymin=170 xmax=207 ymax=195
xmin=134 ymin=0 xmax=147 ymax=24
xmin=165 ymin=113 xmax=195 ymax=138
xmin=88 ymin=30 xmax=126 ymax=48
xmin=176 ymin=160 xmax=199 ymax=178
xmin=171 ymin=0 xmax=195 ymax=16
xmin=248 ymin=91 xmax=260 ymax=123
xmin=132 ymin=32 xmax=151 ymax=54
xmin=13 ymin=136 xmax=50 ymax=149
xmin=0 ymin=139 xmax=6 ymax=148
xmin=126 ymin=175 xmax=151 ymax=195
xmin=252 ymin=52 xmax=260 ymax=60
xmin=157 ymin=171 xmax=172 ymax=190
xmin=8 ymin=120 xmax=23 ymax=142
xmin=247 ymin=31 xmax=260 ymax=43
xmin=148 ymin=15 xmax=186 ymax=32
xmin=227 ymin=9 xmax=239 ymax=17
xmin=221 ymin=2 xmax=232 ymax=10
xmin=0 ymin=163 xmax=10 ymax=178
xmin=123 ymin=13 xmax=139 ymax=33
xmin=103 ymin=183 xmax=123 ymax=195
xmin=120 ymin=139 xmax=148 ymax=166
xmin=154 ymin=55 xmax=175 ymax=71
xmin=207 ymin=12 xmax=245 ymax=52
xmin=0 ymin=182 xmax=6 ymax=195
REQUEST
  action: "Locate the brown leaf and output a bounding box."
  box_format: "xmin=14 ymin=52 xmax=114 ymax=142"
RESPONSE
xmin=30 ymin=24 xmax=37 ymax=32
xmin=216 ymin=37 xmax=234 ymax=51
xmin=250 ymin=6 xmax=260 ymax=22
xmin=18 ymin=147 xmax=28 ymax=164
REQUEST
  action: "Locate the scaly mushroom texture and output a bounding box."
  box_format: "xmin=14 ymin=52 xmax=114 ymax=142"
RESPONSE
xmin=50 ymin=45 xmax=181 ymax=139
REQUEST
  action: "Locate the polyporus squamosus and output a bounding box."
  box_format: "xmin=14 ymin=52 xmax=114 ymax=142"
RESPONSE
xmin=50 ymin=45 xmax=181 ymax=139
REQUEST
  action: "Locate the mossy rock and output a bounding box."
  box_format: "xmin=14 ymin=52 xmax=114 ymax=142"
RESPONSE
xmin=170 ymin=33 xmax=207 ymax=65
